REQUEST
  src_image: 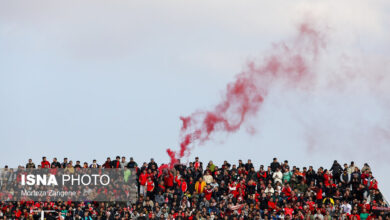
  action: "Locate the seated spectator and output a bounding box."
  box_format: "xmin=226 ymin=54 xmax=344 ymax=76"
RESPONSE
xmin=203 ymin=171 xmax=213 ymax=184
xmin=265 ymin=183 xmax=275 ymax=195
xmin=283 ymin=167 xmax=292 ymax=183
xmin=207 ymin=161 xmax=215 ymax=172
xmin=273 ymin=167 xmax=283 ymax=184
xmin=195 ymin=177 xmax=206 ymax=194
xmin=64 ymin=163 xmax=74 ymax=174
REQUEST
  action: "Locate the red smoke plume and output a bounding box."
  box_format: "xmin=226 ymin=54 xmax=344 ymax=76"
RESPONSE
xmin=158 ymin=22 xmax=325 ymax=172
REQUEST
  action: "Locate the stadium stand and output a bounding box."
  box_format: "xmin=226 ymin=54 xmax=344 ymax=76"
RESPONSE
xmin=0 ymin=157 xmax=388 ymax=219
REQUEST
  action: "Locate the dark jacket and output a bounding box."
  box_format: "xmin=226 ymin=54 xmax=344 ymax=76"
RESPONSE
xmin=330 ymin=162 xmax=343 ymax=175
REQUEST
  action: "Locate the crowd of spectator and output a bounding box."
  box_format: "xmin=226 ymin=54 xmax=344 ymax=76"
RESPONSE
xmin=0 ymin=156 xmax=389 ymax=219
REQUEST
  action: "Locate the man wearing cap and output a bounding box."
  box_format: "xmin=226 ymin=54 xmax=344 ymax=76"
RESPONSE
xmin=126 ymin=157 xmax=137 ymax=169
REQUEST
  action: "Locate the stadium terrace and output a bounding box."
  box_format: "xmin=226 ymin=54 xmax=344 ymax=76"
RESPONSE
xmin=0 ymin=156 xmax=388 ymax=219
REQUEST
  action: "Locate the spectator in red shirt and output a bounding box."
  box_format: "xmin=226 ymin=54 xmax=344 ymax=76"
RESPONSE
xmin=163 ymin=170 xmax=174 ymax=189
xmin=194 ymin=157 xmax=201 ymax=170
xmin=102 ymin=157 xmax=112 ymax=168
xmin=145 ymin=176 xmax=155 ymax=199
xmin=41 ymin=157 xmax=50 ymax=168
xmin=282 ymin=183 xmax=292 ymax=197
xmin=139 ymin=169 xmax=149 ymax=197
xmin=204 ymin=185 xmax=213 ymax=201
xmin=284 ymin=204 xmax=294 ymax=218
xmin=180 ymin=176 xmax=187 ymax=193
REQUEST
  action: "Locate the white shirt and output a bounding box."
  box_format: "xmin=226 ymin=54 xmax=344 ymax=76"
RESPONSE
xmin=273 ymin=171 xmax=283 ymax=184
xmin=341 ymin=203 xmax=352 ymax=214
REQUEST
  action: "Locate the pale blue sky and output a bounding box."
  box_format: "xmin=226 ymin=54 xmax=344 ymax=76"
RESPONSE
xmin=1 ymin=0 xmax=390 ymax=197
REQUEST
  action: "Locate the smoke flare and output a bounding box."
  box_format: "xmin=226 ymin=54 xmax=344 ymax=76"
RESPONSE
xmin=159 ymin=21 xmax=325 ymax=172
